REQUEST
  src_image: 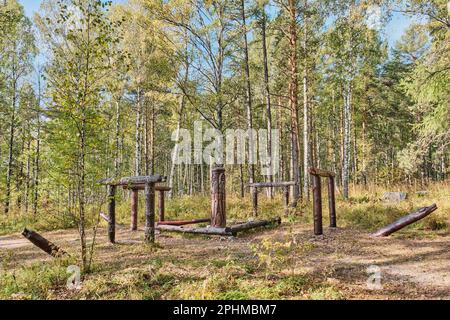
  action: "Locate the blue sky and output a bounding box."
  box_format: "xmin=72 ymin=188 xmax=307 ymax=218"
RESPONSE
xmin=20 ymin=0 xmax=413 ymax=49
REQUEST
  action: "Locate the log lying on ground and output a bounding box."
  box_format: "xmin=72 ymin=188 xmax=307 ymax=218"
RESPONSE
xmin=371 ymin=204 xmax=438 ymax=237
xmin=157 ymin=218 xmax=210 ymax=226
xmin=230 ymin=218 xmax=281 ymax=234
xmin=156 ymin=225 xmax=233 ymax=236
xmin=21 ymin=228 xmax=68 ymax=257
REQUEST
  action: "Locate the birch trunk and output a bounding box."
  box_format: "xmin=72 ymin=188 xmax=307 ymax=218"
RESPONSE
xmin=288 ymin=0 xmax=301 ymax=205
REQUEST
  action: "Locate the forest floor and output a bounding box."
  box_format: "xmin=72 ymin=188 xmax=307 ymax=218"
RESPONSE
xmin=1 ymin=219 xmax=449 ymax=300
xmin=1 ymin=182 xmax=449 ymax=299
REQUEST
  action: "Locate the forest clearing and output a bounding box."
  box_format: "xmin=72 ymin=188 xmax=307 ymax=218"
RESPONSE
xmin=0 ymin=0 xmax=449 ymax=302
xmin=1 ymin=183 xmax=449 ymax=300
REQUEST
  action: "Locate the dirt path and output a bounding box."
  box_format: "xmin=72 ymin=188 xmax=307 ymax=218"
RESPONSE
xmin=1 ymin=224 xmax=449 ymax=299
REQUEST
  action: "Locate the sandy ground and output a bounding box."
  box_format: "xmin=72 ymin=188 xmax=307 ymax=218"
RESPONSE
xmin=1 ymin=223 xmax=449 ymax=299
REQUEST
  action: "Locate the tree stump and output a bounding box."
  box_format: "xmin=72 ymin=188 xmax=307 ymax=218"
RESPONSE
xmin=211 ymin=167 xmax=226 ymax=228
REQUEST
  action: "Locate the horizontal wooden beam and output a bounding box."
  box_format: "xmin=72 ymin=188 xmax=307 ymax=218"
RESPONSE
xmin=247 ymin=181 xmax=297 ymax=188
xmin=309 ymin=168 xmax=335 ymax=178
xmin=123 ymin=184 xmax=171 ymax=191
xmin=99 ymin=175 xmax=166 ymax=186
xmin=156 ymin=225 xmax=234 ymax=236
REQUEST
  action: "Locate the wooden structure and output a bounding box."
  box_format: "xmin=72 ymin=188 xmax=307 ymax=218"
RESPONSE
xmin=247 ymin=181 xmax=296 ymax=216
xmin=101 ymin=170 xmax=281 ymax=240
xmin=371 ymin=204 xmax=437 ymax=237
xmin=156 ymin=167 xmax=282 ymax=237
xmin=99 ymin=175 xmax=167 ymax=243
xmin=309 ymin=168 xmax=337 ymax=235
xmin=22 ymin=228 xmax=67 ymax=257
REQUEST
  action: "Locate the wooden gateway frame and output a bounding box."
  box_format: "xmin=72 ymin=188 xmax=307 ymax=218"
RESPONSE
xmin=309 ymin=168 xmax=337 ymax=235
xmin=247 ymin=181 xmax=297 ymax=216
xmin=99 ymin=175 xmax=167 ymax=244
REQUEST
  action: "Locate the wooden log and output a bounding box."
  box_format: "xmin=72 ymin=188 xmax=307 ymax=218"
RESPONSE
xmin=371 ymin=204 xmax=438 ymax=237
xmin=309 ymin=168 xmax=335 ymax=178
xmin=107 ymin=185 xmax=116 ymax=243
xmin=247 ymin=181 xmax=297 ymax=188
xmin=158 ymin=190 xmax=165 ymax=222
xmin=157 ymin=218 xmax=210 ymax=226
xmin=211 ymin=167 xmax=226 ymax=228
xmin=156 ymin=225 xmax=233 ymax=236
xmin=230 ymin=218 xmax=281 ymax=234
xmin=312 ymin=174 xmax=323 ymax=235
xmin=144 ymin=182 xmax=156 ymax=243
xmin=327 ymin=176 xmax=337 ymax=228
xmin=130 ymin=188 xmax=138 ymax=231
xmin=283 ymin=186 xmax=290 ymax=216
xmin=22 ymin=228 xmax=67 ymax=257
xmin=99 ymin=175 xmax=166 ymax=186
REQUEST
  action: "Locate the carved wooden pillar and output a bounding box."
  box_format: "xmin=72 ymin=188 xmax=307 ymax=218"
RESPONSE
xmin=211 ymin=167 xmax=226 ymax=228
xmin=107 ymin=185 xmax=116 ymax=243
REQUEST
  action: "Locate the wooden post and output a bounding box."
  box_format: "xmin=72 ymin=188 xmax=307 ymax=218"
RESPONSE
xmin=252 ymin=187 xmax=258 ymax=216
xmin=283 ymin=186 xmax=290 ymax=216
xmin=312 ymin=174 xmax=323 ymax=235
xmin=158 ymin=190 xmax=165 ymax=222
xmin=211 ymin=167 xmax=226 ymax=228
xmin=107 ymin=185 xmax=116 ymax=243
xmin=328 ymin=176 xmax=337 ymax=228
xmin=130 ymin=188 xmax=138 ymax=231
xmin=144 ymin=182 xmax=156 ymax=243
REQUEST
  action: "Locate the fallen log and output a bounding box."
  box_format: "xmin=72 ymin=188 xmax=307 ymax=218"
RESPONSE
xmin=21 ymin=228 xmax=68 ymax=257
xmin=157 ymin=218 xmax=210 ymax=226
xmin=371 ymin=204 xmax=438 ymax=237
xmin=230 ymin=218 xmax=281 ymax=233
xmin=156 ymin=225 xmax=234 ymax=236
